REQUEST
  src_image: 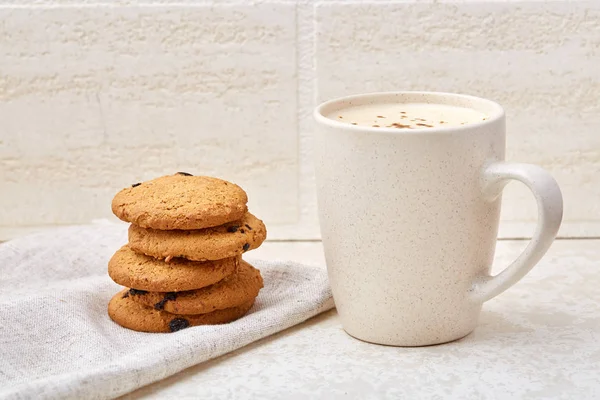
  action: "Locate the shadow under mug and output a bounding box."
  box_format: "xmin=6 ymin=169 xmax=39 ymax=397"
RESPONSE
xmin=313 ymin=91 xmax=563 ymax=346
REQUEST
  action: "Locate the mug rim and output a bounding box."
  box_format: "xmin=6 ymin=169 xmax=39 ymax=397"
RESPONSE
xmin=314 ymin=91 xmax=505 ymax=135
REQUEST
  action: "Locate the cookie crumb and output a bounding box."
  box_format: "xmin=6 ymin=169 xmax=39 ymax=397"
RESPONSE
xmin=165 ymin=255 xmax=173 ymax=263
xmin=169 ymin=318 xmax=190 ymax=332
xmin=176 ymin=172 xmax=193 ymax=176
xmin=131 ymin=183 xmax=141 ymax=188
xmin=377 ymin=115 xmax=385 ymax=118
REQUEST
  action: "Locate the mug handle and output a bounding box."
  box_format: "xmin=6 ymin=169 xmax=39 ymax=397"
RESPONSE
xmin=470 ymin=162 xmax=563 ymax=303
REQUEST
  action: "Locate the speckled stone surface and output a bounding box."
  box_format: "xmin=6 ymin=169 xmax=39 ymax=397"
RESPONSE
xmin=122 ymin=240 xmax=600 ymax=399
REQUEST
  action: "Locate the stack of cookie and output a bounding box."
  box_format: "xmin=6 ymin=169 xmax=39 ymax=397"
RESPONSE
xmin=106 ymin=173 xmax=267 ymax=333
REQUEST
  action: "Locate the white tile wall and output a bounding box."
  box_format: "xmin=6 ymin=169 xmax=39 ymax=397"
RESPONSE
xmin=316 ymin=1 xmax=600 ymax=239
xmin=0 ymin=4 xmax=301 ymax=238
xmin=0 ymin=1 xmax=598 ymax=240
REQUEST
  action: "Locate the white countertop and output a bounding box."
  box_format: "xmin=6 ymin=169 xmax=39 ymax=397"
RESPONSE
xmin=121 ymin=239 xmax=600 ymax=399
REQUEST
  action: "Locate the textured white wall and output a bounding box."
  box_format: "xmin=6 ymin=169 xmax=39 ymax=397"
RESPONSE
xmin=0 ymin=1 xmax=598 ymax=240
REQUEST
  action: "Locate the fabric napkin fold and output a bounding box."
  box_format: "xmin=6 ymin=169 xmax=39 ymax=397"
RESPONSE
xmin=0 ymin=226 xmax=334 ymax=400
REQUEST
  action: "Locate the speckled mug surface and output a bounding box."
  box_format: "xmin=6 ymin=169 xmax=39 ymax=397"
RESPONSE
xmin=313 ymin=92 xmax=563 ymax=346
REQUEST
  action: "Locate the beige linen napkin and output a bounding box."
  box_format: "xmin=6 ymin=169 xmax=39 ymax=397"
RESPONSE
xmin=0 ymin=226 xmax=333 ymax=400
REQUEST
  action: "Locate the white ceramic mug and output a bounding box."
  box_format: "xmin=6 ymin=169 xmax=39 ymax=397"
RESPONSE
xmin=313 ymin=92 xmax=563 ymax=346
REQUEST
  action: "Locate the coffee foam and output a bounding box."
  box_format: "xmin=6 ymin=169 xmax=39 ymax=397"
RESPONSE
xmin=328 ymin=102 xmax=488 ymax=130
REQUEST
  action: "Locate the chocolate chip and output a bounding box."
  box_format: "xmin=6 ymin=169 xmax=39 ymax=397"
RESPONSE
xmin=176 ymin=172 xmax=193 ymax=176
xmin=243 ymin=243 xmax=250 ymax=252
xmin=129 ymin=289 xmax=148 ymax=296
xmin=240 ymin=229 xmax=245 ymax=234
xmin=154 ymin=292 xmax=177 ymax=310
xmin=244 ymin=224 xmax=252 ymax=231
xmin=164 ymin=292 xmax=177 ymax=301
xmin=131 ymin=183 xmax=141 ymax=188
xmin=122 ymin=292 xmax=130 ymax=299
xmin=154 ymin=300 xmax=166 ymax=310
xmin=227 ymin=225 xmax=240 ymax=233
xmin=169 ymin=318 xmax=190 ymax=332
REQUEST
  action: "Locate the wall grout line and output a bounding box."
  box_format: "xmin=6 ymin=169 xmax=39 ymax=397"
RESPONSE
xmin=1 ymin=237 xmax=598 ymax=245
xmin=0 ymin=0 xmax=574 ymax=7
xmin=294 ymin=0 xmax=321 ymax=238
xmin=0 ymin=2 xmax=300 ymax=8
xmin=263 ymin=237 xmax=600 ymax=243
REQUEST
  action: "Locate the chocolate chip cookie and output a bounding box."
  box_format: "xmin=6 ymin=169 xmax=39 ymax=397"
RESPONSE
xmin=108 ymin=245 xmax=239 ymax=292
xmin=108 ymin=289 xmax=255 ymax=333
xmin=128 ymin=212 xmax=267 ymax=261
xmin=112 ymin=173 xmax=248 ymax=230
xmin=128 ymin=260 xmax=263 ymax=314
